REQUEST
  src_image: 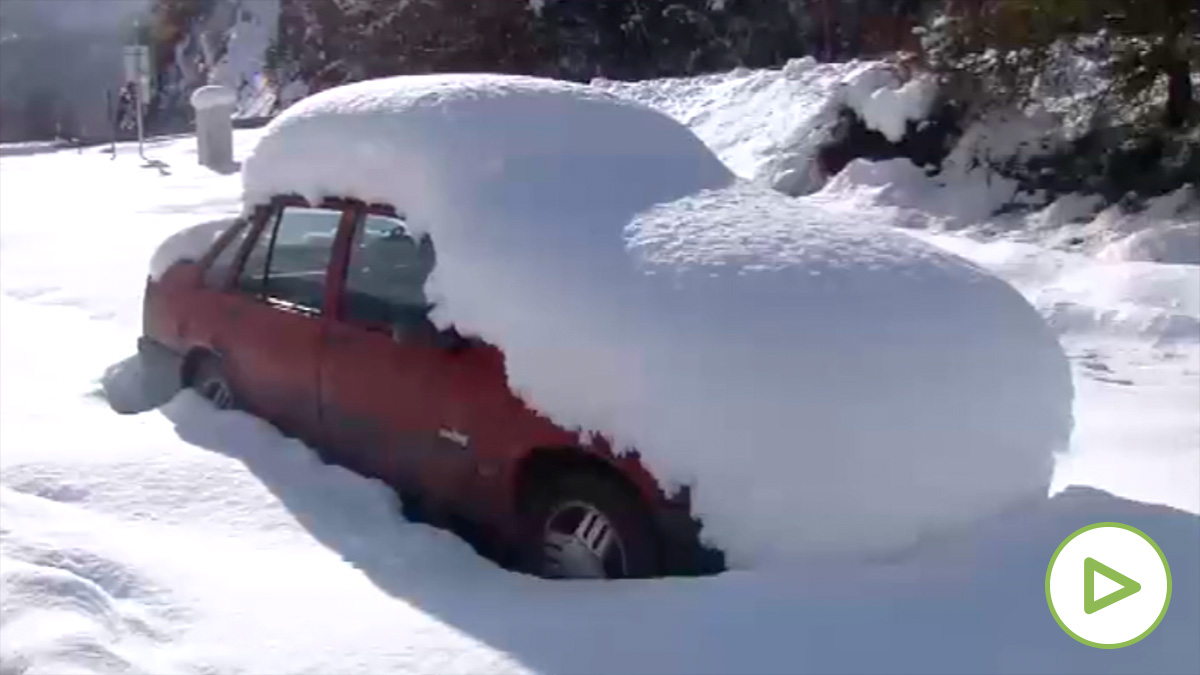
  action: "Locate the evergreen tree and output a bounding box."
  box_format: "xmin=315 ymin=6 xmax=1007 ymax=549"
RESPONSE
xmin=922 ymin=0 xmax=1199 ymax=129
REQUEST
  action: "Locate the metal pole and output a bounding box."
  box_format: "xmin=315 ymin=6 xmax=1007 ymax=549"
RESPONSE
xmin=134 ymin=18 xmax=145 ymax=158
xmin=107 ymin=89 xmax=116 ymax=159
xmin=136 ymin=78 xmax=145 ymax=158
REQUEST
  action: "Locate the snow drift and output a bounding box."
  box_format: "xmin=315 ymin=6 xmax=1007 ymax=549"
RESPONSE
xmin=242 ymin=73 xmax=1073 ymax=565
xmin=594 ymin=58 xmax=937 ymax=196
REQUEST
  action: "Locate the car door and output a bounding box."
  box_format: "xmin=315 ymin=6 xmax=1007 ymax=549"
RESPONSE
xmin=319 ymin=207 xmax=453 ymax=497
xmin=208 ymin=202 xmax=346 ymax=442
xmin=419 ymin=335 xmax=535 ymax=524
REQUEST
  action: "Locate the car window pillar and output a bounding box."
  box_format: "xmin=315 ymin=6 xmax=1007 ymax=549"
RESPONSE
xmin=323 ymin=199 xmax=364 ymax=325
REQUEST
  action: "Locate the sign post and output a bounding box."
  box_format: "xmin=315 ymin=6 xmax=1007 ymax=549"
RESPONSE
xmin=107 ymin=89 xmax=116 ymax=159
xmin=123 ymin=42 xmax=152 ymax=157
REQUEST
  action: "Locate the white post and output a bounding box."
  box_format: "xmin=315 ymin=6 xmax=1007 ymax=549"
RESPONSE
xmin=190 ymin=85 xmax=237 ymax=169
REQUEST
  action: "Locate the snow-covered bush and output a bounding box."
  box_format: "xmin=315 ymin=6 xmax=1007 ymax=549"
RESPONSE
xmin=243 ymin=74 xmax=1074 ymax=565
xmin=597 ymin=59 xmax=943 ymax=197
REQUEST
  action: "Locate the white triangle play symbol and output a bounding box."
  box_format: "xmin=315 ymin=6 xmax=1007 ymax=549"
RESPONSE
xmin=1093 ymin=571 xmax=1122 ymax=600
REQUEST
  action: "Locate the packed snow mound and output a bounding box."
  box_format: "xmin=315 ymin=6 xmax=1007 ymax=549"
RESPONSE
xmin=1095 ymin=186 xmax=1200 ymax=266
xmin=815 ymin=157 xmax=1032 ymax=226
xmin=815 ymin=162 xmax=1199 ymax=343
xmin=841 ymin=67 xmax=938 ymax=143
xmin=594 ymin=59 xmax=931 ymax=196
xmin=244 ymin=74 xmax=1073 ymax=564
xmin=926 ymin=231 xmax=1200 ymax=345
xmin=817 ymin=158 xmax=1197 ymax=264
xmin=1101 ymin=221 xmax=1200 ymax=266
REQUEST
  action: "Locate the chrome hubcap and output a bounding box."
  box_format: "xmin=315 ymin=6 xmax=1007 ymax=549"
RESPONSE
xmin=541 ymin=501 xmax=627 ymax=579
xmin=198 ymin=377 xmax=233 ymax=410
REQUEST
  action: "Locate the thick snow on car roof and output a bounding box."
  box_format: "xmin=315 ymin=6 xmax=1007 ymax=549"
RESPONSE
xmin=243 ymin=74 xmax=1073 ymax=566
xmin=243 ymin=73 xmax=734 ymax=215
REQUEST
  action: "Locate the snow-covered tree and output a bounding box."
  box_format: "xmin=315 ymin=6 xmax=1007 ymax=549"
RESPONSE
xmin=921 ymin=0 xmax=1199 ymax=130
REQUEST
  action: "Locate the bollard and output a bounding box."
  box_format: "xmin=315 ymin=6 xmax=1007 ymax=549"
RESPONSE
xmin=190 ymin=85 xmax=237 ymax=169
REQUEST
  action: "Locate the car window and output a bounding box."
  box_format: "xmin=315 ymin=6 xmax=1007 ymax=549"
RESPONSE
xmin=203 ymin=219 xmax=251 ymax=289
xmin=237 ymin=206 xmax=343 ymax=313
xmin=342 ymin=213 xmax=436 ymax=331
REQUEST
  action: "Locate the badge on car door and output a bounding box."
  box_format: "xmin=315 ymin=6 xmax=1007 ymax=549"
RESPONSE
xmin=437 ymin=428 xmax=470 ymax=449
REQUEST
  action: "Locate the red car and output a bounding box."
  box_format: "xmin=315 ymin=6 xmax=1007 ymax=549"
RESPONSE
xmin=140 ymin=195 xmax=722 ymax=579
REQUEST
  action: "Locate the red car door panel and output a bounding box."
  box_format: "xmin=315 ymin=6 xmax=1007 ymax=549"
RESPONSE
xmin=318 ymin=209 xmax=480 ymax=510
xmin=318 ymin=322 xmax=442 ymax=493
xmin=419 ymin=340 xmax=529 ymax=521
xmin=199 ymin=203 xmax=345 ymax=442
xmin=213 ymin=295 xmax=323 ymax=440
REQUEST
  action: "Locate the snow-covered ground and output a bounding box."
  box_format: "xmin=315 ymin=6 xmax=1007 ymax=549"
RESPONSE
xmin=2 ymin=70 xmax=1198 ymax=674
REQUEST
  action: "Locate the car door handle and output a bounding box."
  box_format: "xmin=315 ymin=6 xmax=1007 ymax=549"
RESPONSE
xmin=326 ymin=333 xmax=352 ymax=347
xmin=224 ymin=306 xmax=244 ymax=321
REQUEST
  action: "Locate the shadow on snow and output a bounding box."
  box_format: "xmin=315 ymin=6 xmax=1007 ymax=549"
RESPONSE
xmin=99 ymin=352 xmax=1200 ymax=675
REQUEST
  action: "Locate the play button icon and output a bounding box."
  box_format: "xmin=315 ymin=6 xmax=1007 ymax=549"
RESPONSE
xmin=1084 ymin=557 xmax=1140 ymax=614
xmin=1047 ymin=523 xmax=1172 ymax=648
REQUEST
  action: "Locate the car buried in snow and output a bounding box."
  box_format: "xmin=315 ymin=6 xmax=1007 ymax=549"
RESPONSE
xmin=139 ymin=75 xmax=731 ymax=580
xmin=140 ymin=73 xmax=1072 ymax=578
xmin=141 ymin=198 xmax=720 ymax=579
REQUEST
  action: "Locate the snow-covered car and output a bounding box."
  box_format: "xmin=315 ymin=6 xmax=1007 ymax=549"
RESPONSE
xmin=141 ymin=74 xmax=1073 ymax=579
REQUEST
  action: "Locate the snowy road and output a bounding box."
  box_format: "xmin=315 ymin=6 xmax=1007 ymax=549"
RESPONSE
xmin=1 ymin=131 xmax=1197 ymax=674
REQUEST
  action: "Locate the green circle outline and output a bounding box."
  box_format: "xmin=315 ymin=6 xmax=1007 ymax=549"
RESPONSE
xmin=1045 ymin=521 xmax=1172 ymax=649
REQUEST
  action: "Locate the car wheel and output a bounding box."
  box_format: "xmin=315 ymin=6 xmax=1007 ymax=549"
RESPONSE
xmin=521 ymin=472 xmax=660 ymax=580
xmin=189 ymin=355 xmax=236 ymax=411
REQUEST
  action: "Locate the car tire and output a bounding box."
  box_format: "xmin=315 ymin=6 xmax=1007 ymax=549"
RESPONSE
xmin=189 ymin=354 xmax=237 ymax=411
xmin=520 ymin=472 xmax=660 ymax=580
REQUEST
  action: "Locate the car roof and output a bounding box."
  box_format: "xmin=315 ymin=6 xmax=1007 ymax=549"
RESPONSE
xmin=241 ymin=73 xmax=734 ymax=223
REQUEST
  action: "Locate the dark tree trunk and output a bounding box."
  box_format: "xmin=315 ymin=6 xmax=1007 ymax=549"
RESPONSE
xmin=1163 ymin=57 xmax=1194 ymax=129
xmin=1162 ymin=3 xmax=1196 ymax=129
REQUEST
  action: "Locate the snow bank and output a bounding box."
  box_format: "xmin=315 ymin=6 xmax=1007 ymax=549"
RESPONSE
xmin=0 ymin=141 xmax=68 ymax=158
xmin=843 ymin=69 xmax=938 ymax=143
xmin=819 ymin=162 xmax=1198 ymax=345
xmin=806 ymin=110 xmax=1065 ymax=227
xmin=814 ymin=156 xmax=1196 ymax=267
xmin=1102 ymin=221 xmax=1200 ymax=266
xmin=810 ymin=157 xmax=1039 ymax=233
xmin=1095 ymin=186 xmax=1200 ymax=266
xmin=1043 ymin=263 xmax=1200 ymax=343
xmin=594 ymin=59 xmax=929 ymax=195
xmin=243 ymin=74 xmax=1073 ymax=565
